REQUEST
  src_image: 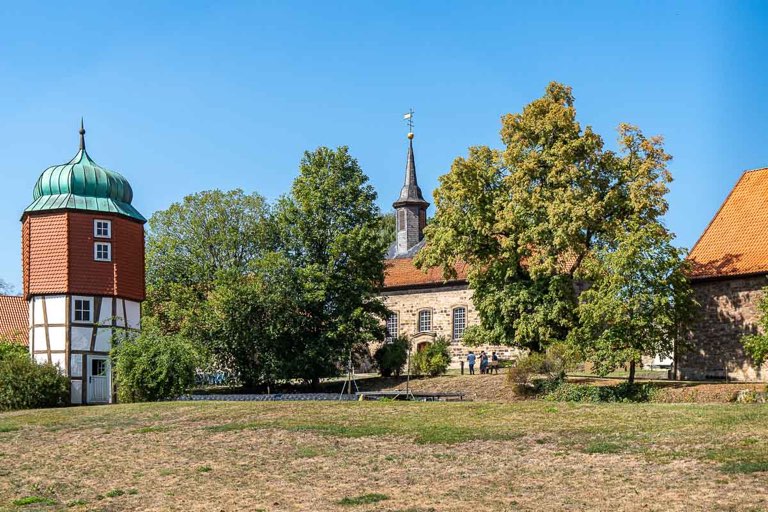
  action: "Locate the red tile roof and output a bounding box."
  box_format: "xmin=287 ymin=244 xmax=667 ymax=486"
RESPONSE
xmin=688 ymin=168 xmax=768 ymax=279
xmin=0 ymin=295 xmax=28 ymax=346
xmin=383 ymin=258 xmax=468 ymax=289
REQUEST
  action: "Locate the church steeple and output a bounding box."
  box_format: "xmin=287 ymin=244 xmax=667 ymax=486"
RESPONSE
xmin=393 ymin=129 xmax=429 ymax=256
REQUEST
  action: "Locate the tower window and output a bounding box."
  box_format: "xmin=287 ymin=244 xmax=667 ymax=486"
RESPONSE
xmin=452 ymin=307 xmax=466 ymax=340
xmin=418 ymin=309 xmax=432 ymax=332
xmin=73 ymin=298 xmax=92 ymax=323
xmin=385 ymin=313 xmax=399 ymax=341
xmin=94 ymin=219 xmax=111 ymax=238
xmin=94 ymin=242 xmax=112 ymax=262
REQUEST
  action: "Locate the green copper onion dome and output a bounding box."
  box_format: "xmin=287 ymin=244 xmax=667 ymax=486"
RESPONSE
xmin=23 ymin=121 xmax=145 ymax=222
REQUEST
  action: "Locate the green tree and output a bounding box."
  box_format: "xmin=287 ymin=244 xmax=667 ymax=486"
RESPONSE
xmin=415 ymin=82 xmax=685 ymax=354
xmin=377 ymin=210 xmax=396 ymax=249
xmin=275 ymin=146 xmax=389 ymax=386
xmin=741 ymin=288 xmax=768 ymax=369
xmin=112 ymin=325 xmax=202 ymax=402
xmin=373 ymin=335 xmax=409 ymax=377
xmin=145 ymin=189 xmax=276 ymax=336
xmin=569 ymin=223 xmax=697 ymax=384
xmin=201 ymin=253 xmax=304 ymax=387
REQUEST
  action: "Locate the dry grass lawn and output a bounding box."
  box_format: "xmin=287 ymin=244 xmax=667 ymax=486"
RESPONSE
xmin=2 ymin=401 xmax=768 ymax=511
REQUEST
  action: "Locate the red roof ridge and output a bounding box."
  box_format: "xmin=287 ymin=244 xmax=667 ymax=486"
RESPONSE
xmin=687 ymin=166 xmax=768 ymax=279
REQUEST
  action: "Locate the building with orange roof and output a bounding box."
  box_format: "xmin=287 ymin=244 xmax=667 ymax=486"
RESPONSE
xmin=379 ymin=132 xmax=521 ymax=365
xmin=682 ymin=167 xmax=768 ymax=381
xmin=0 ymin=295 xmax=29 ymax=345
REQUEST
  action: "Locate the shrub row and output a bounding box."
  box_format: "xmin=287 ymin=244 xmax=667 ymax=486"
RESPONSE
xmin=543 ymin=381 xmax=659 ymax=403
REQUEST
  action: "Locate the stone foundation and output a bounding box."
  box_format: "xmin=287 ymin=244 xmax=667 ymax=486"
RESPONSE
xmin=680 ymin=274 xmax=768 ymax=381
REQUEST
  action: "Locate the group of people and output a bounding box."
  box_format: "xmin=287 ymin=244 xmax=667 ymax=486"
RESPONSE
xmin=466 ymin=350 xmax=499 ymax=375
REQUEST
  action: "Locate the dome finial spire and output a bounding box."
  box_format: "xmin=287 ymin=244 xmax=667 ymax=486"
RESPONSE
xmin=79 ymin=118 xmax=86 ymax=151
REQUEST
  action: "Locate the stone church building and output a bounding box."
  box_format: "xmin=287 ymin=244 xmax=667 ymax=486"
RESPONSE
xmin=380 ymin=133 xmax=520 ymax=365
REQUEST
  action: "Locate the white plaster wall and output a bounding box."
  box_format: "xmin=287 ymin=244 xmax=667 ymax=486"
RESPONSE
xmin=115 ymin=299 xmax=125 ymax=327
xmin=45 ymin=296 xmax=66 ymax=325
xmin=99 ymin=298 xmax=113 ymax=325
xmin=70 ymin=354 xmax=83 ymax=378
xmin=33 ymin=298 xmax=45 ymax=326
xmin=51 ymin=352 xmax=66 ymax=370
xmin=71 ymin=327 xmax=92 ymax=351
xmin=126 ymin=301 xmax=141 ymax=329
xmin=94 ymin=327 xmax=113 ymax=352
xmin=48 ymin=326 xmax=66 ymax=352
xmin=71 ymin=380 xmax=82 ymax=405
xmin=33 ymin=327 xmax=47 ymax=352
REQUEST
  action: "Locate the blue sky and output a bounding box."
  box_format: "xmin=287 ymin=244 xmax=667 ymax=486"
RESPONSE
xmin=0 ymin=1 xmax=766 ymax=291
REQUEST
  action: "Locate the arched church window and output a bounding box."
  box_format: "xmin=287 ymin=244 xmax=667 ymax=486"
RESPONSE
xmin=418 ymin=309 xmax=432 ymax=332
xmin=386 ymin=313 xmax=399 ymax=341
xmin=452 ymin=307 xmax=466 ymax=340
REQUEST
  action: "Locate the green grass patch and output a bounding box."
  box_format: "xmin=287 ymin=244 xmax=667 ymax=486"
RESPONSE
xmin=584 ymin=441 xmax=624 ymax=454
xmin=0 ymin=424 xmax=20 ymax=433
xmin=720 ymin=461 xmax=768 ymax=474
xmin=105 ymin=489 xmax=125 ymax=498
xmin=197 ymin=465 xmax=213 ymax=473
xmin=66 ymin=499 xmax=87 ymax=507
xmin=133 ymin=425 xmax=171 ymax=434
xmin=337 ymin=493 xmax=389 ymax=506
xmin=12 ymin=496 xmax=56 ymax=506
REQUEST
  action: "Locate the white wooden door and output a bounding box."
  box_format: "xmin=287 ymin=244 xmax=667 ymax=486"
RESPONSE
xmin=87 ymin=357 xmax=110 ymax=404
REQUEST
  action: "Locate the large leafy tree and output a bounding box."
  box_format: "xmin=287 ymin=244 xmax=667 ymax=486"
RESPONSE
xmin=275 ymin=146 xmax=388 ymax=386
xmin=145 ymin=189 xmax=276 ymax=335
xmin=416 ymin=82 xmax=694 ymax=357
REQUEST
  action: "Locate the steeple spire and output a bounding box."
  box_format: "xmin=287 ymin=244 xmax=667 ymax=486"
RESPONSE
xmin=394 ymin=131 xmax=428 ymax=208
xmin=79 ymin=118 xmax=86 ymax=151
xmin=392 ymin=113 xmax=430 ymax=257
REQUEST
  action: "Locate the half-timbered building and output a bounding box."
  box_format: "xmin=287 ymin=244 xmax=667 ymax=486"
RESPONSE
xmin=20 ymin=123 xmax=146 ymax=403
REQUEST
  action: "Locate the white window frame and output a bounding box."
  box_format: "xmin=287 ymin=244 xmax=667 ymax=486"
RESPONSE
xmin=385 ymin=313 xmax=399 ymax=342
xmin=73 ymin=297 xmax=92 ymax=323
xmin=94 ymin=219 xmax=112 ymax=239
xmin=418 ymin=309 xmax=432 ymax=333
xmin=452 ymin=307 xmax=467 ymax=340
xmin=94 ymin=242 xmax=112 ymax=262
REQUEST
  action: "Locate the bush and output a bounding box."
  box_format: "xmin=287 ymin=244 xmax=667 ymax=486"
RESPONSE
xmin=0 ymin=342 xmax=69 ymax=411
xmin=112 ymin=329 xmax=202 ymax=402
xmin=507 ymin=343 xmax=577 ymax=392
xmin=0 ymin=341 xmax=28 ymax=361
xmin=412 ymin=337 xmax=452 ymax=377
xmin=374 ymin=336 xmax=409 ymax=377
xmin=543 ymin=382 xmax=658 ymax=403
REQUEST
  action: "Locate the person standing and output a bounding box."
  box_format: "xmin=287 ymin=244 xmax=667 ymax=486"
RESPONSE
xmin=490 ymin=351 xmax=499 ymax=374
xmin=467 ymin=351 xmax=476 ymax=375
xmin=480 ymin=351 xmax=489 ymax=374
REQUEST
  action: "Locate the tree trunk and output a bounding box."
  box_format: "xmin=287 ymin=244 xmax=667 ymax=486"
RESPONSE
xmin=311 ymin=376 xmax=320 ymax=390
xmin=628 ymin=360 xmax=636 ymax=385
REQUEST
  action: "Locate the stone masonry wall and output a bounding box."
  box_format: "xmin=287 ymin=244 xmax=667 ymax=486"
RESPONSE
xmin=681 ymin=274 xmax=768 ymax=381
xmin=379 ymin=284 xmax=522 ymax=367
